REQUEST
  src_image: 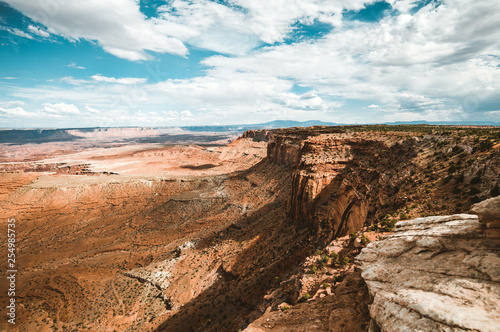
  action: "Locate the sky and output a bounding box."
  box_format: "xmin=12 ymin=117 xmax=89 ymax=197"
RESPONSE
xmin=0 ymin=0 xmax=499 ymax=128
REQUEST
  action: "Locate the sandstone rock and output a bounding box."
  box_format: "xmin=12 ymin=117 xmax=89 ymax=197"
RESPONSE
xmin=357 ymin=212 xmax=500 ymax=332
xmin=472 ymin=195 xmax=500 ymax=223
xmin=472 ymin=195 xmax=500 ymax=240
xmin=353 ymin=237 xmax=362 ymax=248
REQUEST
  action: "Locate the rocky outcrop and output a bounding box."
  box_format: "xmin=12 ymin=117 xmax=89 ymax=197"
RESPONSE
xmin=266 ymin=135 xmax=302 ymax=165
xmin=357 ymin=204 xmax=500 ymax=332
xmin=472 ymin=196 xmax=500 ymax=240
xmin=241 ymin=129 xmax=274 ymax=142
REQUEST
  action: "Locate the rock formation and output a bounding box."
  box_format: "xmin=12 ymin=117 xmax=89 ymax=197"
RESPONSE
xmin=356 ymin=197 xmax=500 ymax=332
xmin=472 ymin=196 xmax=500 ymax=240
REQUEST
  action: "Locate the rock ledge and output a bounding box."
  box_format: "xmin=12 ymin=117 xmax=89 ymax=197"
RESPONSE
xmin=357 ymin=211 xmax=500 ymax=332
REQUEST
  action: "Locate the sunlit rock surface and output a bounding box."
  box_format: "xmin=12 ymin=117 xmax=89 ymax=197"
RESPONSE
xmin=357 ymin=203 xmax=500 ymax=332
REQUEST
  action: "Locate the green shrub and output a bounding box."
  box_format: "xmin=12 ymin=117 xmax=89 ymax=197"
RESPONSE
xmin=341 ymin=257 xmax=350 ymax=266
xmin=306 ymin=266 xmax=318 ymax=274
xmin=299 ymin=293 xmax=311 ymax=302
xmin=380 ymin=215 xmax=396 ymax=232
xmin=349 ymin=232 xmax=358 ymax=240
xmin=280 ymin=305 xmax=290 ymax=312
xmin=360 ymin=234 xmax=369 ymax=246
xmin=329 ymin=252 xmax=339 ymax=264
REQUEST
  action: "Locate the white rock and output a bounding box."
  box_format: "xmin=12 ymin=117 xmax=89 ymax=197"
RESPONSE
xmin=357 ymin=211 xmax=500 ymax=332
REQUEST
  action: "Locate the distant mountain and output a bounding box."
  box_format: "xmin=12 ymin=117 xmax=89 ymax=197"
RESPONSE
xmin=383 ymin=120 xmax=500 ymax=126
xmin=179 ymin=119 xmax=499 ymax=132
xmin=179 ymin=120 xmax=338 ymax=132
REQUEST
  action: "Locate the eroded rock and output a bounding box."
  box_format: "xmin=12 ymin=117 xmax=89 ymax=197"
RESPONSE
xmin=357 ymin=212 xmax=500 ymax=332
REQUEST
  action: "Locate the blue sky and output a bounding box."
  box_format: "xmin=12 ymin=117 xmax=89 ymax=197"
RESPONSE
xmin=0 ymin=0 xmax=499 ymax=128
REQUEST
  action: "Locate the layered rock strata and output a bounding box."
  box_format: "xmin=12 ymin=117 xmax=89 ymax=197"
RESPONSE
xmin=357 ymin=205 xmax=500 ymax=331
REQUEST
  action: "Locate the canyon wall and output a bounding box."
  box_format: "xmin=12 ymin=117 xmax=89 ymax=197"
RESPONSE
xmin=264 ymin=127 xmax=499 ymax=242
xmin=265 ymin=130 xmax=417 ymax=240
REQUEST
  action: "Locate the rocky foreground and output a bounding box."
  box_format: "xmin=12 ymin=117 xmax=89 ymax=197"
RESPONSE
xmin=357 ymin=196 xmax=500 ymax=332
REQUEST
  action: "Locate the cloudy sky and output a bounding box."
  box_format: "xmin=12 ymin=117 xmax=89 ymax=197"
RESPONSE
xmin=0 ymin=0 xmax=499 ymax=128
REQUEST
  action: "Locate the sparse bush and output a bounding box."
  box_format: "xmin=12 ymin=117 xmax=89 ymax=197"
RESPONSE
xmin=323 ymin=282 xmax=330 ymax=289
xmin=349 ymin=232 xmax=358 ymax=240
xmin=306 ymin=266 xmax=318 ymax=274
xmin=329 ymin=252 xmax=339 ymax=264
xmin=341 ymin=257 xmax=350 ymax=266
xmin=299 ymin=293 xmax=311 ymax=302
xmin=360 ymin=234 xmax=369 ymax=246
xmin=479 ymin=139 xmax=494 ymax=151
xmin=380 ymin=215 xmax=396 ymax=232
xmin=280 ymin=305 xmax=290 ymax=312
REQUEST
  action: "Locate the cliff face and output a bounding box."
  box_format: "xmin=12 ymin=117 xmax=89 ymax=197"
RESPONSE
xmin=266 ymin=134 xmax=302 ymax=165
xmin=266 ymin=131 xmax=418 ymax=239
xmin=264 ymin=127 xmax=500 ymax=241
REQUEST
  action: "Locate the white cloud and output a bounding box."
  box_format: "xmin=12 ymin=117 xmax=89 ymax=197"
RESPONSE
xmin=3 ymin=0 xmax=188 ymax=61
xmin=181 ymin=110 xmax=193 ymax=118
xmin=85 ymin=105 xmax=100 ymax=114
xmin=91 ymin=74 xmax=147 ymax=85
xmin=67 ymin=62 xmax=85 ymax=70
xmin=27 ymin=25 xmax=50 ymax=38
xmin=276 ymin=92 xmax=327 ymax=110
xmin=152 ymin=0 xmax=378 ymax=55
xmin=43 ymin=103 xmax=80 ymax=114
xmin=0 ymin=26 xmax=33 ymax=39
xmin=368 ymin=104 xmax=379 ymax=108
xmin=0 ymin=106 xmax=30 ymax=116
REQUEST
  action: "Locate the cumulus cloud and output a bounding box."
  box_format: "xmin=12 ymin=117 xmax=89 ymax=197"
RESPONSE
xmin=181 ymin=110 xmax=193 ymax=118
xmin=91 ymin=74 xmax=147 ymax=85
xmin=27 ymin=25 xmax=50 ymax=38
xmin=43 ymin=103 xmax=80 ymax=114
xmin=0 ymin=106 xmax=30 ymax=116
xmin=199 ymin=0 xmax=500 ymax=119
xmin=0 ymin=26 xmax=33 ymax=39
xmin=3 ymin=0 xmax=187 ymax=61
xmin=276 ymin=92 xmax=327 ymax=110
xmin=152 ymin=0 xmax=379 ymax=54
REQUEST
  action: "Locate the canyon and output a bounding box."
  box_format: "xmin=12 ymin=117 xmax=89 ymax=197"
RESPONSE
xmin=0 ymin=125 xmax=499 ymax=331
